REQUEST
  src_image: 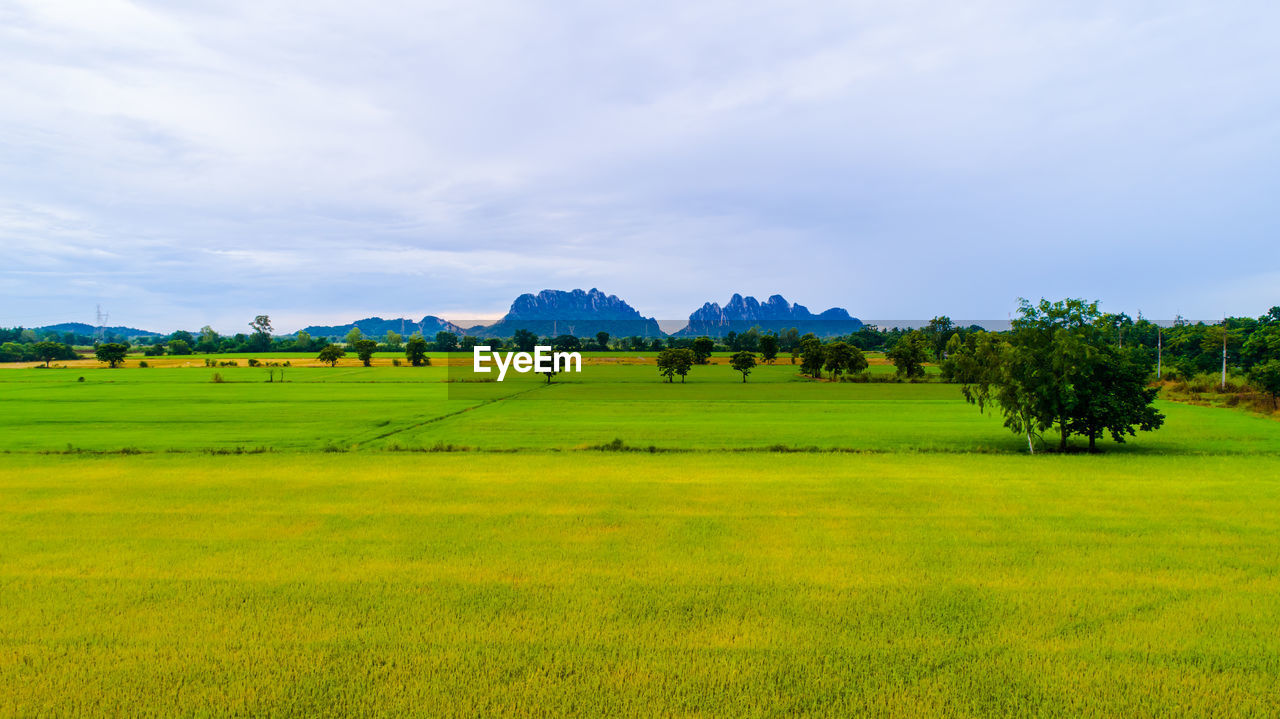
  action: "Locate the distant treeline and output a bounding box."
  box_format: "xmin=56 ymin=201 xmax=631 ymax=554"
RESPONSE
xmin=3 ymin=308 xmax=1279 ymax=384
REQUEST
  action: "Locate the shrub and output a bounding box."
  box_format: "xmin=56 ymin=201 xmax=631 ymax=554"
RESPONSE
xmin=247 ymin=359 xmax=261 ymax=367
xmin=211 ymin=372 xmax=224 ymax=383
xmin=138 ymin=361 xmax=149 ymax=368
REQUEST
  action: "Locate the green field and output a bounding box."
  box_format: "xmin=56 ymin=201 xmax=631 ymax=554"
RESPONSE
xmin=1 ymin=362 xmax=1278 ymax=716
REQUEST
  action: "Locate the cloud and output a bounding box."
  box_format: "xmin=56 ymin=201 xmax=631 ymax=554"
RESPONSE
xmin=1 ymin=0 xmax=1277 ymax=331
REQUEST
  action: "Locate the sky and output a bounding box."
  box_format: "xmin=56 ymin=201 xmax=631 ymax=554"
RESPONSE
xmin=1 ymin=1 xmax=1278 ymax=333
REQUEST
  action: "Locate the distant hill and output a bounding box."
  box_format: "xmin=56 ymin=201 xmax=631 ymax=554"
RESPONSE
xmin=300 ymin=316 xmax=466 ymax=340
xmin=474 ymin=288 xmax=662 ymax=338
xmin=673 ymin=294 xmax=862 ymax=338
xmin=32 ymin=322 xmax=162 ymax=338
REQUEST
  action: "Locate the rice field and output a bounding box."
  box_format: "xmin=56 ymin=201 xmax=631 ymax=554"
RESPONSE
xmin=0 ymin=360 xmax=1277 ymax=716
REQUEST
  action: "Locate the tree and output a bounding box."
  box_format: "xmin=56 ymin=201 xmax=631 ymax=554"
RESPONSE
xmin=345 ymin=327 xmax=364 ymax=347
xmin=759 ymin=335 xmax=779 ymax=364
xmin=197 ymin=326 xmax=221 ymax=354
xmin=799 ymin=335 xmax=824 ymax=378
xmin=292 ymin=330 xmax=313 ymax=352
xmin=822 ymin=341 xmax=852 ymax=381
xmin=435 ymin=331 xmax=459 ymax=352
xmin=384 ymin=330 xmax=402 ymax=350
xmin=656 ymin=348 xmax=691 ymax=383
xmin=249 ymin=315 xmax=273 ymax=352
xmin=33 ymin=341 xmax=70 ymax=367
xmin=353 ymin=339 xmax=378 ymax=366
xmin=168 ymin=339 xmax=192 ymax=355
xmin=512 ymin=329 xmax=538 ymax=353
xmin=692 ymin=337 xmax=714 ymax=364
xmin=405 ymin=336 xmax=429 ymax=366
xmin=596 ymin=331 xmax=611 ymax=351
xmin=671 ymin=348 xmax=694 ymax=382
xmin=317 ymin=345 xmax=346 ymax=367
xmin=886 ymin=331 xmax=929 ymax=380
xmin=552 ymin=334 xmax=581 ymax=352
xmin=95 ymin=342 xmax=129 ymax=368
xmin=1068 ymin=345 xmax=1165 ymax=452
xmin=924 ymin=316 xmax=956 ymax=359
xmin=730 ymin=350 xmax=757 ymax=383
xmin=951 ymin=299 xmax=1165 ymax=453
xmin=1249 ymin=360 xmax=1280 ymax=410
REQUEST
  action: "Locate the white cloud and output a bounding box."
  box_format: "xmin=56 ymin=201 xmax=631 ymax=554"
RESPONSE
xmin=1 ymin=0 xmax=1277 ymax=330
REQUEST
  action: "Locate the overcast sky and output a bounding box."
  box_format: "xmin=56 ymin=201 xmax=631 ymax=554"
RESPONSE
xmin=2 ymin=1 xmax=1277 ymax=333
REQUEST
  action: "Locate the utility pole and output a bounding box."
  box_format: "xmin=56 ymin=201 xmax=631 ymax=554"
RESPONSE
xmin=95 ymin=305 xmax=108 ymax=343
xmin=1221 ymin=317 xmax=1228 ymax=390
xmin=1157 ymin=327 xmax=1162 ymax=379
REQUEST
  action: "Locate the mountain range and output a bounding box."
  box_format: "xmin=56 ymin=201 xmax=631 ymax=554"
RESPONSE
xmin=301 ymin=316 xmax=465 ymax=340
xmin=474 ymin=288 xmax=663 ymax=339
xmin=674 ymin=294 xmax=862 ymax=338
xmin=24 ymin=290 xmax=861 ymax=339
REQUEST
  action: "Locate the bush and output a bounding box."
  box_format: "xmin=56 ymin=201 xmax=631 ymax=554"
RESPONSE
xmin=138 ymin=361 xmax=149 ymax=368
xmin=211 ymin=372 xmax=224 ymax=383
xmin=392 ymin=358 xmax=401 ymax=367
xmin=247 ymin=359 xmax=261 ymax=367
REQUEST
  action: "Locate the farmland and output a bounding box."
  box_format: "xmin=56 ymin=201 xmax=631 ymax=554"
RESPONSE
xmin=1 ymin=359 xmax=1279 ymax=716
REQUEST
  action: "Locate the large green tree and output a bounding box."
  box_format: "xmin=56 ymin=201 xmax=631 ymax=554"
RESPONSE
xmin=1249 ymin=360 xmax=1280 ymax=409
xmin=34 ymin=340 xmax=72 ymax=367
xmin=730 ymin=351 xmax=756 ymax=383
xmin=951 ymin=299 xmax=1165 ymax=453
xmin=1067 ymin=345 xmax=1165 ymax=452
xmin=692 ymin=337 xmax=714 ymax=365
xmin=759 ymin=335 xmax=779 ymax=364
xmin=799 ymin=335 xmax=824 ymax=378
xmin=249 ymin=315 xmax=273 ymax=352
xmin=821 ymin=341 xmax=867 ymax=381
xmin=94 ymin=342 xmax=129 ymax=368
xmin=317 ymin=345 xmax=346 ymax=367
xmin=656 ymin=348 xmax=695 ymax=383
xmin=353 ymin=339 xmax=379 ymax=367
xmin=886 ymin=331 xmax=929 ymax=380
xmin=435 ymin=331 xmax=459 ymax=352
xmin=512 ymin=329 xmax=538 ymax=353
xmin=404 ymin=336 xmax=429 ymax=367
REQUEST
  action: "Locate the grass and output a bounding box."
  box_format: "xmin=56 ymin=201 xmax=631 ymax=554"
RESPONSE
xmin=1 ymin=363 xmax=1275 ymax=454
xmin=3 ymin=452 xmax=1279 ymax=716
xmin=0 ymin=360 xmax=1277 ymax=716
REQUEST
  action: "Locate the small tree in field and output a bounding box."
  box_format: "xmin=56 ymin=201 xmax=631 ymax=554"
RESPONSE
xmin=692 ymin=337 xmax=714 ymax=364
xmin=596 ymin=331 xmax=610 ymax=351
xmin=94 ymin=342 xmax=129 ymax=368
xmin=759 ymin=335 xmax=779 ymax=364
xmin=730 ymin=350 xmax=756 ymax=383
xmin=672 ymin=348 xmax=694 ymax=382
xmin=656 ymin=348 xmax=678 ymax=382
xmin=799 ymin=336 xmax=824 ymax=378
xmin=317 ymin=345 xmax=345 ymax=367
xmin=887 ymin=331 xmax=929 ymax=380
xmin=34 ymin=340 xmax=69 ymax=367
xmin=1250 ymin=360 xmax=1280 ymax=410
xmin=353 ymin=339 xmax=378 ymax=367
xmin=404 ymin=336 xmax=429 ymax=366
xmin=656 ymin=348 xmax=695 ymax=383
